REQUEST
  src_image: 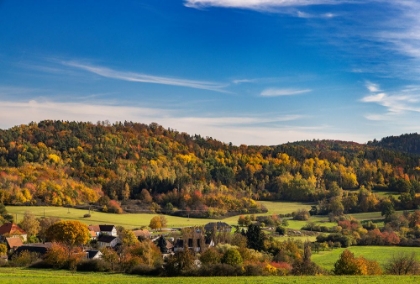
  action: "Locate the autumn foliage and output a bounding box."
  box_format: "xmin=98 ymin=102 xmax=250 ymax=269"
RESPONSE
xmin=46 ymin=220 xmax=90 ymax=247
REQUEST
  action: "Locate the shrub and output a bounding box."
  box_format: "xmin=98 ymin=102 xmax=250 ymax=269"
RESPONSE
xmin=275 ymin=226 xmax=286 ymax=235
xmin=9 ymin=250 xmax=39 ymax=267
xmin=293 ymin=209 xmax=310 ymax=221
xmin=221 ymin=248 xmax=243 ymax=266
xmin=129 ymin=264 xmax=162 ymax=276
xmin=77 ymin=259 xmax=111 ymax=272
xmin=83 ymin=214 xmax=91 ymax=218
xmin=195 ymin=263 xmax=242 ymax=276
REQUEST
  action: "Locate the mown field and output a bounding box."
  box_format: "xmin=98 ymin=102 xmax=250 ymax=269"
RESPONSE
xmin=312 ymin=246 xmax=420 ymax=271
xmin=0 ymin=268 xmax=419 ymax=284
xmin=6 ymin=201 xmax=387 ymax=232
xmin=6 ymin=201 xmax=314 ymax=229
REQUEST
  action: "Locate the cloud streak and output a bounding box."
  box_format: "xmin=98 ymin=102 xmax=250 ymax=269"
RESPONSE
xmin=361 ymin=83 xmax=420 ymax=118
xmin=184 ymin=0 xmax=346 ymax=10
xmin=61 ymin=61 xmax=228 ymax=93
xmin=260 ymin=88 xmax=311 ymax=97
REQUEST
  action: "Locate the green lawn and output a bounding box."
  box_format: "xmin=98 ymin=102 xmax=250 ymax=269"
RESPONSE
xmin=0 ymin=268 xmax=419 ymax=283
xmin=312 ymin=246 xmax=420 ymax=271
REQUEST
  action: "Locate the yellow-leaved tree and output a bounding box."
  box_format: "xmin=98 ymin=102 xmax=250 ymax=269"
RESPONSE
xmin=46 ymin=220 xmax=90 ymax=249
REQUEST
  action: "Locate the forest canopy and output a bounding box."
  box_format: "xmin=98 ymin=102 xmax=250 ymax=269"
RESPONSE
xmin=1 ymin=120 xmax=420 ymax=217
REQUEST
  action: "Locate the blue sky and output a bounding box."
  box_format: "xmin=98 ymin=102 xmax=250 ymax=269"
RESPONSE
xmin=1 ymin=0 xmax=420 ymax=145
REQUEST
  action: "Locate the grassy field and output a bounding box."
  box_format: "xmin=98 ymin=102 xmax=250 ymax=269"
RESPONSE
xmin=6 ymin=201 xmax=313 ymax=229
xmin=312 ymin=246 xmax=420 ymax=271
xmin=6 ymin=206 xmax=221 ymax=229
xmin=6 ymin=201 xmax=389 ymax=231
xmin=0 ymin=268 xmax=420 ymax=284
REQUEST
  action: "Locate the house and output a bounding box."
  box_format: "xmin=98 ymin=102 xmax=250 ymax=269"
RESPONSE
xmin=132 ymin=229 xmax=151 ymax=241
xmin=153 ymin=235 xmax=174 ymax=254
xmin=85 ymin=249 xmax=102 ymax=259
xmin=0 ymin=223 xmax=27 ymax=242
xmin=88 ymin=224 xmax=118 ymax=238
xmin=97 ymin=235 xmax=120 ymax=248
xmin=9 ymin=243 xmax=52 ymax=260
xmin=99 ymin=225 xmax=118 ymax=236
xmin=204 ymin=222 xmax=232 ymax=233
xmin=5 ymin=237 xmax=23 ymax=253
xmin=88 ymin=225 xmax=100 ymax=239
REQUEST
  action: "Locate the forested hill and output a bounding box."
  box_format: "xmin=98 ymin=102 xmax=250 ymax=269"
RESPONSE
xmin=368 ymin=133 xmax=420 ymax=155
xmin=0 ymin=120 xmax=419 ymax=217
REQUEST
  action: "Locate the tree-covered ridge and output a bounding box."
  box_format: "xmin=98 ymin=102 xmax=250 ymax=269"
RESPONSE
xmin=0 ymin=120 xmax=420 ymax=216
xmin=368 ymin=133 xmax=420 ymax=155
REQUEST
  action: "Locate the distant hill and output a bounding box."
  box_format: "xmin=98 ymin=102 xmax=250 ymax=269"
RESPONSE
xmin=0 ymin=120 xmax=419 ymax=217
xmin=368 ymin=133 xmax=420 ymax=155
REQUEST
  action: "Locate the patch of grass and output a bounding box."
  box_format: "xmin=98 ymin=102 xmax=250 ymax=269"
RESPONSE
xmin=258 ymin=201 xmax=313 ymax=215
xmin=312 ymin=246 xmax=420 ymax=271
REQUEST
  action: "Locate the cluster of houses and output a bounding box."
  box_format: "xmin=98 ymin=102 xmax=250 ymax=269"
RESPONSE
xmin=0 ymin=221 xmax=232 ymax=261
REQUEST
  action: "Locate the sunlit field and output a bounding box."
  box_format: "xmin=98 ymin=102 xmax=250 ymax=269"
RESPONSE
xmin=0 ymin=268 xmax=419 ymax=284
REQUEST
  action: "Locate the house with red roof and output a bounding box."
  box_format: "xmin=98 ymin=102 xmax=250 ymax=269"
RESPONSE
xmin=0 ymin=223 xmax=27 ymax=242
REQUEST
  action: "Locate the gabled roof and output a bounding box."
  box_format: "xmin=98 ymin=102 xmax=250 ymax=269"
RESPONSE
xmin=89 ymin=231 xmax=97 ymax=238
xmin=99 ymin=225 xmax=115 ymax=232
xmin=6 ymin=237 xmax=23 ymax=249
xmin=133 ymin=229 xmax=150 ymax=238
xmin=88 ymin=225 xmax=100 ymax=232
xmin=0 ymin=223 xmax=27 ymax=236
xmin=86 ymin=250 xmax=102 ymax=259
xmin=97 ymin=235 xmax=118 ymax=243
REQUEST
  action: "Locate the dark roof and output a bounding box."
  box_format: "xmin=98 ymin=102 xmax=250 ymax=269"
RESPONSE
xmin=86 ymin=250 xmax=101 ymax=259
xmin=99 ymin=225 xmax=115 ymax=232
xmin=175 ymin=239 xmax=184 ymax=247
xmin=0 ymin=223 xmax=27 ymax=235
xmin=97 ymin=235 xmax=117 ymax=243
xmin=11 ymin=243 xmax=52 ymax=259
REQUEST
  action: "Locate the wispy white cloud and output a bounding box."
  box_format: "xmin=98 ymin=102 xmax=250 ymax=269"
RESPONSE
xmin=361 ymin=83 xmax=420 ymax=117
xmin=365 ymin=81 xmax=380 ymax=93
xmin=260 ymin=88 xmax=311 ymax=97
xmin=61 ymin=61 xmax=228 ymax=93
xmin=184 ymin=0 xmax=346 ymax=10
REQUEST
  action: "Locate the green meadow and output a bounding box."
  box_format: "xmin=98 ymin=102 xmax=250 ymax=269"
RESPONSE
xmin=311 ymin=246 xmax=420 ymax=271
xmin=6 ymin=201 xmax=314 ymax=229
xmin=0 ymin=268 xmax=419 ymax=284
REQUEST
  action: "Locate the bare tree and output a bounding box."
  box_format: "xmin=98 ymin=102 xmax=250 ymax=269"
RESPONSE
xmin=385 ymin=252 xmax=420 ymax=275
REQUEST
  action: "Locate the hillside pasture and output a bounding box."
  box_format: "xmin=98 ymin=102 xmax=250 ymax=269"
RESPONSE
xmin=6 ymin=206 xmax=220 ymax=229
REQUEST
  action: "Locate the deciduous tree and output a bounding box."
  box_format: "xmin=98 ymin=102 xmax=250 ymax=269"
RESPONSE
xmin=46 ymin=220 xmax=90 ymax=248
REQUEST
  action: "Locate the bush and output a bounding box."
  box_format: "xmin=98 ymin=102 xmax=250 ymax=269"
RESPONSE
xmin=83 ymin=214 xmax=91 ymax=218
xmin=77 ymin=259 xmax=111 ymax=272
xmin=9 ymin=251 xmax=40 ymax=267
xmin=275 ymin=226 xmax=286 ymax=235
xmin=293 ymin=209 xmax=310 ymax=221
xmin=195 ymin=263 xmax=242 ymax=276
xmin=129 ymin=264 xmax=162 ymax=276
xmin=243 ymin=263 xmax=264 ymax=276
